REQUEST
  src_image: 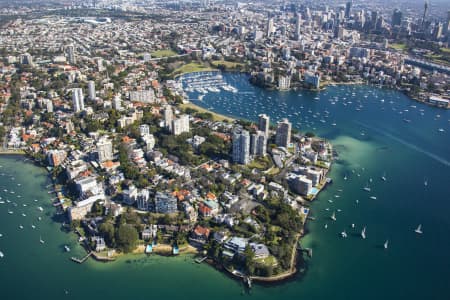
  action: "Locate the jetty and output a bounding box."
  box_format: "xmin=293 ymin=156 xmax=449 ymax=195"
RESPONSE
xmin=195 ymin=256 xmax=207 ymax=263
xmin=70 ymin=252 xmax=92 ymax=264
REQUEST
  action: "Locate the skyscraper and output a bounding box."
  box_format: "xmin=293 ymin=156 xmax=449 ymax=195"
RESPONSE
xmin=295 ymin=13 xmax=302 ymax=40
xmin=422 ymin=1 xmax=429 ymax=28
xmin=392 ymin=9 xmax=402 ymax=27
xmin=345 ymin=1 xmax=352 ymax=19
xmin=232 ymin=130 xmax=251 ymax=165
xmin=275 ymin=118 xmax=292 ymax=148
xmin=87 ymin=81 xmax=96 ymax=101
xmin=258 ymin=114 xmax=270 ymax=136
xmin=267 ymin=17 xmax=274 ymax=38
xmin=72 ymin=88 xmax=85 ymax=113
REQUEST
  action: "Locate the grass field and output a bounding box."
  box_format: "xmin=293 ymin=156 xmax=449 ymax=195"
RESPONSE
xmin=211 ymin=60 xmax=245 ymax=69
xmin=151 ymin=49 xmax=177 ymax=58
xmin=171 ymin=62 xmax=216 ymax=77
xmin=390 ymin=43 xmax=407 ymax=51
xmin=440 ymin=47 xmax=450 ymax=54
xmin=180 ymin=102 xmax=234 ymax=122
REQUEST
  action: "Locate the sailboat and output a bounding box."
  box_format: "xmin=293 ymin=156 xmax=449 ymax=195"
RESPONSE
xmin=384 ymin=240 xmax=389 ymax=249
xmin=361 ymin=227 xmax=366 ymax=239
xmin=414 ymin=224 xmax=423 ymax=234
xmin=381 ymin=172 xmax=387 ymax=181
xmin=331 ymin=211 xmax=336 ymax=221
xmin=39 ymin=236 xmax=45 ymax=244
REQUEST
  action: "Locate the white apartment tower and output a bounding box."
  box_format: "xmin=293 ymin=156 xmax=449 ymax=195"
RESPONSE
xmin=232 ymin=130 xmax=251 ymax=165
xmin=164 ymin=105 xmax=174 ymax=130
xmin=97 ymin=138 xmax=113 ymax=162
xmin=87 ymin=81 xmax=96 ymax=101
xmin=72 ymin=88 xmax=85 ymax=112
xmin=171 ymin=115 xmax=190 ymax=135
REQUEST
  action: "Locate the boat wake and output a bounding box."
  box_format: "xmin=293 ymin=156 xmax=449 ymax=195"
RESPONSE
xmin=355 ymin=121 xmax=450 ymax=168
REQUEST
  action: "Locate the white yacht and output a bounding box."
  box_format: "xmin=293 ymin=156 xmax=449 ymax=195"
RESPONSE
xmin=361 ymin=227 xmax=366 ymax=239
xmin=341 ymin=231 xmax=348 ymax=238
xmin=384 ymin=240 xmax=389 ymax=249
xmin=381 ymin=172 xmax=387 ymax=181
xmin=0 ymin=251 xmax=3 ymax=258
xmin=415 ymin=224 xmax=423 ymax=234
xmin=64 ymin=245 xmax=71 ymax=252
xmin=37 ymin=207 xmax=43 ymax=212
xmin=39 ymin=236 xmax=45 ymax=244
xmin=331 ymin=211 xmax=337 ymax=221
xmin=370 ymin=196 xmax=377 ymax=200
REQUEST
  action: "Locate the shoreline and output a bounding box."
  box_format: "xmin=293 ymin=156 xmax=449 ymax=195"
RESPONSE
xmin=180 ymin=102 xmax=235 ymax=122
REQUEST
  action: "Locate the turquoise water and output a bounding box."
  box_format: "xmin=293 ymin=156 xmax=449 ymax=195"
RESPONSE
xmin=0 ymin=73 xmax=449 ymax=299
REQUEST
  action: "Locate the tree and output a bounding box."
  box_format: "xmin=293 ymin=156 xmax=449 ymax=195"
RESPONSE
xmin=243 ymin=244 xmax=255 ymax=275
xmin=99 ymin=222 xmax=115 ymax=247
xmin=116 ymin=224 xmax=139 ymax=253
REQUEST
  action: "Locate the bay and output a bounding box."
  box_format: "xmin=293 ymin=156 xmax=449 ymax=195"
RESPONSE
xmin=0 ymin=72 xmax=449 ymax=299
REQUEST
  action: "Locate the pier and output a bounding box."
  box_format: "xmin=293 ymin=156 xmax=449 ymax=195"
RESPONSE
xmin=195 ymin=256 xmax=207 ymax=263
xmin=70 ymin=252 xmax=92 ymax=264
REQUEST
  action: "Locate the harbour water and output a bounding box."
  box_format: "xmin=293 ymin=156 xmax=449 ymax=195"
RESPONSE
xmin=0 ymin=72 xmax=449 ymax=299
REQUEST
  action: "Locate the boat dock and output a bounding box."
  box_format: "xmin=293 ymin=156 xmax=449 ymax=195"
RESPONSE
xmin=195 ymin=256 xmax=207 ymax=263
xmin=70 ymin=252 xmax=92 ymax=264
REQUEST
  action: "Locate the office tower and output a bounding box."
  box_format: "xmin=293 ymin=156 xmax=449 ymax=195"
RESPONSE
xmin=267 ymin=17 xmax=274 ymax=38
xmin=66 ymin=45 xmax=76 ymax=64
xmin=275 ymin=118 xmax=292 ymax=148
xmin=87 ymin=81 xmax=96 ymax=100
xmin=422 ymin=1 xmax=428 ymax=28
xmin=232 ymin=130 xmax=251 ymax=164
xmin=345 ymin=1 xmax=352 ymax=19
xmin=258 ymin=114 xmax=270 ymax=136
xmin=171 ymin=115 xmax=190 ymax=135
xmin=392 ymin=9 xmax=402 ymax=26
xmin=295 ymin=13 xmax=302 ymax=40
xmin=72 ymin=88 xmax=84 ymax=112
xmin=164 ymin=105 xmax=173 ymax=130
xmin=371 ymin=11 xmax=378 ymax=29
xmin=434 ymin=22 xmax=443 ymax=39
xmin=97 ymin=138 xmax=113 ymax=162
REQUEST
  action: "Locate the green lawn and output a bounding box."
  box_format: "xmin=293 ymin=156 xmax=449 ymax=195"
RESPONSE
xmin=440 ymin=47 xmax=450 ymax=54
xmin=211 ymin=60 xmax=245 ymax=69
xmin=171 ymin=62 xmax=216 ymax=77
xmin=180 ymin=102 xmax=233 ymax=122
xmin=390 ymin=43 xmax=407 ymax=51
xmin=151 ymin=49 xmax=177 ymax=58
xmin=254 ymin=255 xmax=278 ymax=267
xmin=248 ymin=156 xmax=273 ymax=170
